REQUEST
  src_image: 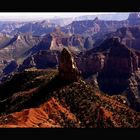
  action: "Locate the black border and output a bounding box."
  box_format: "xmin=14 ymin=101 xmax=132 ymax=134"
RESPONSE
xmin=1 ymin=128 xmax=140 ymax=139
xmin=0 ymin=0 xmax=140 ymax=12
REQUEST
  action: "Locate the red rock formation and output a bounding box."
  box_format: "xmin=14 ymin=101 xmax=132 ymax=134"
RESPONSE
xmin=104 ymin=39 xmax=139 ymax=76
xmin=97 ymin=38 xmax=139 ymax=94
xmin=0 ymin=68 xmax=140 ymax=127
xmin=75 ymin=53 xmax=105 ymax=77
xmin=18 ymin=50 xmax=59 ymax=71
xmin=0 ymin=97 xmax=80 ymax=128
xmin=107 ymin=26 xmax=140 ymax=51
xmin=58 ymin=48 xmax=80 ymax=81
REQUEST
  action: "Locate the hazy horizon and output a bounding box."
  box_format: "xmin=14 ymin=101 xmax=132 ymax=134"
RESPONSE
xmin=0 ymin=12 xmax=130 ymax=21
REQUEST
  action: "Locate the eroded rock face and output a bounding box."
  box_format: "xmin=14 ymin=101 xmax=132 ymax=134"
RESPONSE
xmin=58 ymin=48 xmax=80 ymax=81
xmin=104 ymin=38 xmax=138 ymax=76
xmin=62 ymin=17 xmax=128 ymax=36
xmin=3 ymin=60 xmax=18 ymax=75
xmin=81 ymin=37 xmax=140 ymax=112
xmin=18 ymin=50 xmax=59 ymax=71
xmin=128 ymin=12 xmax=140 ymax=26
xmin=75 ymin=53 xmax=105 ymax=77
xmin=107 ymin=26 xmax=140 ymax=51
xmin=92 ymin=37 xmax=140 ymax=112
xmin=18 ymin=55 xmax=36 ymax=72
xmin=97 ymin=38 xmax=139 ymax=94
xmin=24 ymin=31 xmax=87 ymax=57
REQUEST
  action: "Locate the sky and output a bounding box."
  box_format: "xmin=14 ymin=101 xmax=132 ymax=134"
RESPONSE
xmin=0 ymin=12 xmax=129 ymax=21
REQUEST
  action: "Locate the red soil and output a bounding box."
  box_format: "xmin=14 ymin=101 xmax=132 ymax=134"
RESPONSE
xmin=0 ymin=97 xmax=79 ymax=128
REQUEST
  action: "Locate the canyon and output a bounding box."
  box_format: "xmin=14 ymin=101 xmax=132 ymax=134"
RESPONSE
xmin=0 ymin=12 xmax=140 ymax=127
